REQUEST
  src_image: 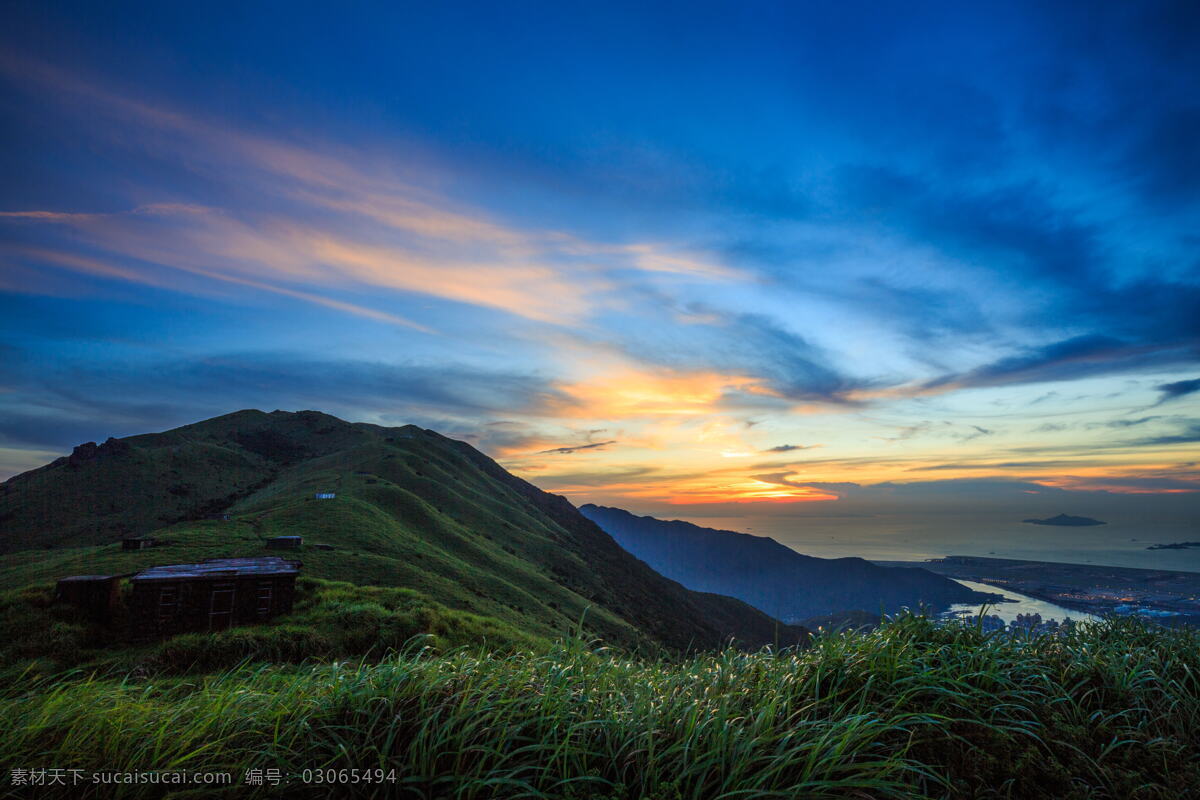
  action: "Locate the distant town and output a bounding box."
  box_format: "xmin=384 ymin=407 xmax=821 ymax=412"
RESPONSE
xmin=876 ymin=556 xmax=1200 ymax=627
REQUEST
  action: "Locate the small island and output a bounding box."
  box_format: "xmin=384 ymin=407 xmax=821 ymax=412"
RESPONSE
xmin=1147 ymin=541 xmax=1200 ymax=551
xmin=1022 ymin=513 xmax=1106 ymax=527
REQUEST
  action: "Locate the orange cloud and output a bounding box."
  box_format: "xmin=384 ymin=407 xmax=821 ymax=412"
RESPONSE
xmin=1029 ymin=464 xmax=1200 ymax=494
xmin=0 ymin=54 xmax=748 ymax=329
xmin=659 ymin=479 xmax=840 ymax=504
xmin=578 ymin=472 xmax=840 ymax=505
xmin=553 ymin=368 xmax=767 ymax=418
xmin=1031 ymin=479 xmax=1196 ymax=494
xmin=300 ymin=234 xmax=599 ymax=324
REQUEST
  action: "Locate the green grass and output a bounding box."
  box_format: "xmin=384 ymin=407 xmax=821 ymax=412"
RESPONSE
xmin=3 ymin=613 xmax=1198 ymax=799
xmin=0 ymin=577 xmax=545 ymax=680
xmin=6 ymin=411 xmax=1196 ymax=796
xmin=146 ymin=578 xmax=545 ymax=674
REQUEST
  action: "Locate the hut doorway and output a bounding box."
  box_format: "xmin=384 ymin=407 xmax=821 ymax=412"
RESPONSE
xmin=208 ymin=582 xmax=236 ymax=630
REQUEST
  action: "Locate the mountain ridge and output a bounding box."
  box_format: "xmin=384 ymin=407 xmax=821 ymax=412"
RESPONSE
xmin=578 ymin=504 xmax=993 ymax=621
xmin=0 ymin=409 xmax=807 ymax=652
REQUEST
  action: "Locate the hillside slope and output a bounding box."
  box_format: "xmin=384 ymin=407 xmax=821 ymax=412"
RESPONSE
xmin=0 ymin=410 xmax=805 ymax=652
xmin=579 ymin=504 xmax=992 ymax=621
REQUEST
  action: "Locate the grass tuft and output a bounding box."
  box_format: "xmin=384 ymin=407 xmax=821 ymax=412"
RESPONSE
xmin=3 ymin=612 xmax=1198 ymax=798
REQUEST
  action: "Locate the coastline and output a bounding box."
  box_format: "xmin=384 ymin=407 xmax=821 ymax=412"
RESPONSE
xmin=875 ymin=555 xmax=1200 ymax=625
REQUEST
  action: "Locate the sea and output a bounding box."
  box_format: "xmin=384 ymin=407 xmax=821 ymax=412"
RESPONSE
xmin=677 ymin=511 xmax=1198 ymax=622
xmin=680 ymin=513 xmax=1200 ymax=573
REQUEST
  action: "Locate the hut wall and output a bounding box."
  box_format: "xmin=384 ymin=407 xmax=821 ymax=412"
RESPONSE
xmin=130 ymin=573 xmax=297 ymax=639
xmin=55 ymin=577 xmax=121 ymax=620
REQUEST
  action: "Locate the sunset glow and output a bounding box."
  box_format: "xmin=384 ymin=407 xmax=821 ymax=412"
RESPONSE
xmin=1 ymin=4 xmax=1196 ymax=527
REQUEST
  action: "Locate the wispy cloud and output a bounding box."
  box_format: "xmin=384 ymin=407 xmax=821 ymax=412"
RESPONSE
xmin=1155 ymin=377 xmax=1200 ymax=405
xmin=0 ymin=55 xmax=744 ymax=328
xmin=919 ymin=335 xmax=1191 ymax=393
xmin=535 ymin=440 xmax=617 ymax=455
xmin=0 ymin=348 xmax=576 ymax=450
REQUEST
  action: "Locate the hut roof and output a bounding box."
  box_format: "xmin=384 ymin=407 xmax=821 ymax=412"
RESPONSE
xmin=131 ymin=557 xmax=300 ymax=582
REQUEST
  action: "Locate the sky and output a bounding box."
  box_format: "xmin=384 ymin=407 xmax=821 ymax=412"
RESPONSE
xmin=1 ymin=1 xmax=1198 ymax=530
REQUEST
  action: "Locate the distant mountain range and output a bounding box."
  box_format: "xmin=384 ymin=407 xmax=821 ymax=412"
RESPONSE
xmin=1023 ymin=513 xmax=1106 ymax=527
xmin=0 ymin=410 xmax=806 ymax=651
xmin=578 ymin=505 xmax=992 ymax=621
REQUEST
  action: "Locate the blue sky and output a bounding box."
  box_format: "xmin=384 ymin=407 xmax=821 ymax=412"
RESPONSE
xmin=1 ymin=1 xmax=1197 ymax=521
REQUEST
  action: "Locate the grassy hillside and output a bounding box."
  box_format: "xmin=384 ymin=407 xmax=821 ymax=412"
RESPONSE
xmin=4 ymin=410 xmax=1198 ymax=799
xmin=4 ymin=613 xmax=1197 ymax=799
xmin=0 ymin=409 xmax=806 ymax=653
xmin=0 ymin=576 xmax=548 ymax=681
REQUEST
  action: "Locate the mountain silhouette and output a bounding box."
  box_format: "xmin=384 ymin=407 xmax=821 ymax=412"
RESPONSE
xmin=579 ymin=504 xmax=992 ymax=621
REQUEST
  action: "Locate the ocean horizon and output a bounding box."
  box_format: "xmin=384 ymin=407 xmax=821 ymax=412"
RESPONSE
xmin=675 ymin=513 xmax=1200 ymax=573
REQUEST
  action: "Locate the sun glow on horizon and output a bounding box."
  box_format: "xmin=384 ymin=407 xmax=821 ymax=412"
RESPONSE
xmin=0 ymin=16 xmax=1197 ymax=518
